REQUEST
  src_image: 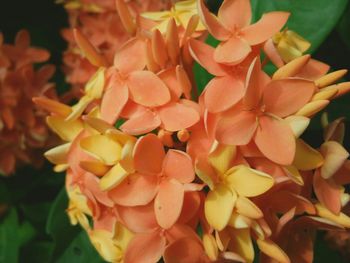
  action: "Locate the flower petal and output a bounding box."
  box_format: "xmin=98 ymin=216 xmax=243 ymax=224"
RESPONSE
xmin=229 ymin=228 xmax=254 ymax=262
xmin=158 ymin=102 xmax=200 ymax=132
xmin=108 ymin=173 xmax=158 ymax=206
xmin=205 ymin=185 xmax=237 ymax=231
xmin=155 ymin=180 xmax=184 ymax=229
xmin=235 ymin=196 xmax=263 ymax=219
xmin=293 ymin=139 xmax=324 ymax=171
xmin=189 ymin=39 xmax=228 ymax=76
xmin=164 ymin=237 xmax=205 ymax=263
xmin=218 ymin=0 xmax=251 ymax=29
xmin=80 ymin=134 xmax=122 ymax=165
xmin=314 ymin=170 xmax=342 ymax=215
xmin=263 ymin=79 xmax=316 ymax=118
xmin=214 ymin=36 xmax=252 ymax=65
xmin=242 ymin=12 xmax=290 ymax=45
xmin=124 ymin=232 xmax=166 ymax=263
xmin=225 ymin=165 xmax=274 ymax=197
xmin=127 ymin=71 xmax=170 ymax=107
xmin=216 ymin=110 xmax=258 ymax=146
xmin=198 ymin=0 xmax=231 ymax=41
xmin=254 ymin=115 xmax=296 ymax=165
xmin=163 ymin=150 xmax=194 ymax=183
xmin=114 ymin=38 xmax=147 ymax=74
xmin=256 ymin=239 xmax=290 ymax=263
xmin=101 ymin=81 xmax=129 ymax=125
xmin=243 ymin=57 xmax=263 ymax=110
xmin=320 ymin=141 xmax=349 ymax=179
xmin=133 ymin=134 xmax=165 ymax=175
xmin=204 ymin=76 xmax=245 ymax=113
xmin=121 ymin=109 xmax=161 ymax=135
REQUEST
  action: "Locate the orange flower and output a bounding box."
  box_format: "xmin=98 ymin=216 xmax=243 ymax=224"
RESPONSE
xmin=198 ymin=0 xmax=289 ymax=65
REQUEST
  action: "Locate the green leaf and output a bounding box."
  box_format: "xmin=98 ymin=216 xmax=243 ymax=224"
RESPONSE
xmin=337 ymin=2 xmax=350 ymax=50
xmin=20 ymin=241 xmax=54 ymax=263
xmin=55 ymin=231 xmax=105 ymax=263
xmin=250 ymin=0 xmax=348 ymax=53
xmin=18 ymin=221 xmax=36 ymax=247
xmin=0 ymin=208 xmax=19 ymax=263
xmin=46 ymin=188 xmax=80 ymax=261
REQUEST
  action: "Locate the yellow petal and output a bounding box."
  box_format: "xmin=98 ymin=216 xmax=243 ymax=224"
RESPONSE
xmin=100 ymin=163 xmax=129 ymax=191
xmin=312 ymin=87 xmax=338 ymax=101
xmin=54 ymin=164 xmax=69 ymax=172
xmin=195 ymin=156 xmax=217 ymax=190
xmin=215 ymin=229 xmax=231 ymax=252
xmin=205 ymin=185 xmax=237 ymax=231
xmin=320 ymin=141 xmax=349 ymax=179
xmin=315 ymin=69 xmax=348 ymax=88
xmin=229 ymin=228 xmax=254 ymax=263
xmin=85 ymin=67 xmax=106 ymax=99
xmin=225 ymin=165 xmax=274 ymax=197
xmin=235 ymin=196 xmax=263 ymax=219
xmin=285 ymin=30 xmax=311 ymax=52
xmin=284 ymin=116 xmax=310 ymax=138
xmin=203 ymin=234 xmax=219 ymax=261
xmin=114 ymin=222 xmax=134 ymax=251
xmin=89 ymin=229 xmax=123 ymax=262
xmin=209 ymin=143 xmax=236 ymax=175
xmin=79 ymin=160 xmax=110 ymax=176
xmin=46 ymin=116 xmax=84 ymax=142
xmin=272 ymin=55 xmax=310 ymax=80
xmin=228 ymin=212 xmax=252 ymax=229
xmin=80 ymin=134 xmax=122 ymax=165
xmin=284 ymin=165 xmax=304 ymax=186
xmin=256 ymin=239 xmax=290 ymax=263
xmin=119 ymin=140 xmax=136 ymax=173
xmin=83 ymin=116 xmax=114 ymax=134
xmin=293 ymin=139 xmax=324 ymax=171
xmin=44 ymin=143 xmax=71 ymax=165
xmin=295 ymin=100 xmax=329 ymax=117
xmin=66 ymin=95 xmax=93 ymax=121
xmin=105 ymin=129 xmax=136 ymax=145
xmin=316 ymin=203 xmax=350 ymax=228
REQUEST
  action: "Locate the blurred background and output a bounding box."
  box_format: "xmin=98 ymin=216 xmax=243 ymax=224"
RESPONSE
xmin=0 ymin=0 xmax=350 ymax=262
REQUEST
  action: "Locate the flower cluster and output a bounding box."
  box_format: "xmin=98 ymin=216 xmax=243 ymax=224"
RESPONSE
xmin=0 ymin=30 xmax=58 ymax=175
xmin=58 ymin=0 xmax=174 ymax=100
xmin=37 ymin=0 xmax=350 ymax=262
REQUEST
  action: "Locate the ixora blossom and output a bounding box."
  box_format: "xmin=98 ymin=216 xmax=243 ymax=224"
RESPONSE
xmin=0 ymin=30 xmax=58 ymax=175
xmin=37 ymin=0 xmax=350 ymax=262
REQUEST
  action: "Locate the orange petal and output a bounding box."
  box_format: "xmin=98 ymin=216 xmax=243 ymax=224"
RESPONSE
xmin=314 ymin=170 xmax=342 ymax=215
xmin=73 ymin=29 xmax=107 ymax=67
xmin=133 ymin=134 xmax=165 ymax=175
xmin=121 ymin=109 xmax=161 ymax=135
xmin=216 ymin=110 xmax=258 ymax=145
xmin=297 ymin=59 xmax=330 ymax=80
xmin=198 ymin=0 xmax=231 ymax=41
xmin=243 ymin=57 xmax=263 ymax=110
xmin=254 ymin=115 xmax=295 ymax=165
xmin=115 ymin=0 xmax=136 ymax=35
xmin=163 ymin=150 xmax=194 ymax=183
xmin=114 ymin=38 xmax=146 ymax=74
xmin=189 ymin=39 xmax=228 ymax=76
xmin=155 ymin=179 xmax=184 ymax=229
xmin=214 ymin=36 xmax=252 ymax=65
xmin=32 ymin=97 xmax=72 ymax=117
xmin=263 ymin=79 xmax=315 ymax=118
xmin=158 ymin=102 xmax=200 ymax=132
xmin=101 ymin=81 xmax=128 ymax=125
xmin=166 ymin=19 xmax=180 ymax=65
xmin=152 ymin=29 xmax=168 ymax=68
xmin=164 ymin=237 xmax=205 ymax=263
xmin=218 ymin=0 xmax=251 ymax=29
xmin=204 ymin=76 xmax=245 ymax=113
xmin=242 ymin=12 xmax=290 ymax=45
xmin=118 ymin=202 xmax=158 ymax=233
xmin=124 ymin=232 xmax=166 ymax=263
xmin=108 ymin=173 xmax=158 ymax=206
xmin=127 ymin=71 xmax=170 ymax=107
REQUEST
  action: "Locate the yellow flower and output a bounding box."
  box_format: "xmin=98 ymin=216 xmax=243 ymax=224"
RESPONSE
xmin=195 ymin=144 xmax=274 ymax=231
xmin=141 ymin=0 xmax=205 ymax=33
xmin=273 ymin=29 xmax=311 ymax=63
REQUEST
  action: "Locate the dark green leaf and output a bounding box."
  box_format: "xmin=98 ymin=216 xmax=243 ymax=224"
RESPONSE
xmin=20 ymin=241 xmax=54 ymax=263
xmin=18 ymin=221 xmax=36 ymax=247
xmin=337 ymin=2 xmax=350 ymax=50
xmin=46 ymin=188 xmax=80 ymax=260
xmin=0 ymin=208 xmax=19 ymax=263
xmin=250 ymin=0 xmax=348 ymax=53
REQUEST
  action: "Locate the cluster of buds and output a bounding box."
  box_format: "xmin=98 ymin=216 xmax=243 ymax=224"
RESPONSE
xmin=36 ymin=0 xmax=350 ymax=262
xmin=0 ymin=30 xmax=58 ymax=175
